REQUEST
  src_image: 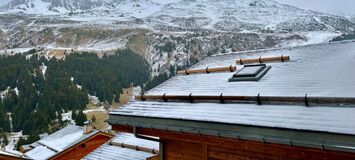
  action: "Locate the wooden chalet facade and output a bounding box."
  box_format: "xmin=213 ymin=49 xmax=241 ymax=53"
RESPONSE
xmin=50 ymin=132 xmax=112 ymax=160
xmin=24 ymin=124 xmax=113 ymax=160
xmin=113 ymin=125 xmax=355 ymax=160
xmin=109 ymin=41 xmax=355 ymax=160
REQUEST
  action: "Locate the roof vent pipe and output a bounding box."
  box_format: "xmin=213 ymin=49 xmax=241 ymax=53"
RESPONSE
xmin=83 ymin=121 xmax=94 ymax=134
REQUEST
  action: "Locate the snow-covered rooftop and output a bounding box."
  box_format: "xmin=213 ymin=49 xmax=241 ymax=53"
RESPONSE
xmin=0 ymin=149 xmax=25 ymax=159
xmin=146 ymin=42 xmax=355 ymax=97
xmin=25 ymin=125 xmax=98 ymax=159
xmin=82 ymin=133 xmax=159 ymax=160
xmin=110 ymin=41 xmax=355 ymax=136
xmin=112 ymin=133 xmax=159 ymax=151
xmin=38 ymin=125 xmax=97 ymax=152
xmin=82 ymin=144 xmax=155 ymax=160
xmin=25 ymin=146 xmax=56 ymax=160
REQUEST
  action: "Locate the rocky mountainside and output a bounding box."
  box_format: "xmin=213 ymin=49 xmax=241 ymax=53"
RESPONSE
xmin=1 ymin=0 xmax=354 ymax=32
xmin=0 ymin=0 xmax=354 ymax=76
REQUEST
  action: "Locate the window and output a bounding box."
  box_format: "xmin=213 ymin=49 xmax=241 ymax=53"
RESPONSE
xmin=229 ymin=64 xmax=271 ymax=82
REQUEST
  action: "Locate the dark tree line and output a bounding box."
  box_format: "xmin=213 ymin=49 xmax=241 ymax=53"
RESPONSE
xmin=331 ymin=32 xmax=355 ymax=42
xmin=0 ymin=49 xmax=149 ymax=137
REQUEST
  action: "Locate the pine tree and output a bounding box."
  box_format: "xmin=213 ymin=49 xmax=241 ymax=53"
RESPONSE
xmin=16 ymin=137 xmax=26 ymax=150
xmin=2 ymin=134 xmax=8 ymax=145
xmin=91 ymin=114 xmax=96 ymax=123
xmin=75 ymin=111 xmax=87 ymax=126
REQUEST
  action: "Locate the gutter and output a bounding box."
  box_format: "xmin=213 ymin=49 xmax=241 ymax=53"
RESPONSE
xmin=133 ymin=126 xmax=164 ymax=160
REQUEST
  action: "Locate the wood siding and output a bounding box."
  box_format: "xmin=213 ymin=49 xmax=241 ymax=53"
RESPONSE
xmin=147 ymin=155 xmax=160 ymax=160
xmin=51 ymin=134 xmax=112 ymax=160
xmin=113 ymin=125 xmax=355 ymax=160
xmin=0 ymin=154 xmax=24 ymax=160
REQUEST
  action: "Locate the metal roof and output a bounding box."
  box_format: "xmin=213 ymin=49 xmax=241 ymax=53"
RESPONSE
xmin=82 ymin=144 xmax=155 ymax=160
xmin=145 ymin=42 xmax=355 ymax=97
xmin=82 ymin=133 xmax=159 ymax=160
xmin=0 ymin=149 xmax=28 ymax=159
xmin=25 ymin=125 xmax=99 ymax=160
xmin=109 ymin=41 xmax=355 ymax=151
xmin=111 ymin=133 xmax=159 ymax=151
xmin=25 ymin=146 xmax=56 ymax=160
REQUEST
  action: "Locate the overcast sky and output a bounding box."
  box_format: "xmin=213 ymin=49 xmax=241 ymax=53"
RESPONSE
xmin=1 ymin=0 xmax=354 ymax=16
xmin=274 ymin=0 xmax=355 ymax=16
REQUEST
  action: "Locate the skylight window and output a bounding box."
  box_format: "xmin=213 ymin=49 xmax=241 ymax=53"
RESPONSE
xmin=229 ymin=64 xmax=271 ymax=82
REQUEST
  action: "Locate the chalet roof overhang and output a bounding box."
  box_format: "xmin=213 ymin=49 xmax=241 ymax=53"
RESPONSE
xmin=47 ymin=131 xmax=113 ymax=160
xmin=109 ymin=113 xmax=355 ymax=153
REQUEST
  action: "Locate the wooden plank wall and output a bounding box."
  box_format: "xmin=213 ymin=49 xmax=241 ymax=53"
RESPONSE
xmin=0 ymin=154 xmax=24 ymax=160
xmin=162 ymin=137 xmax=355 ymax=160
xmin=146 ymin=155 xmax=160 ymax=160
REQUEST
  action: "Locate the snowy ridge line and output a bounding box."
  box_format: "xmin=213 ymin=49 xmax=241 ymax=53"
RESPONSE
xmin=0 ymin=0 xmax=354 ymax=33
xmin=212 ymin=39 xmax=355 ymax=57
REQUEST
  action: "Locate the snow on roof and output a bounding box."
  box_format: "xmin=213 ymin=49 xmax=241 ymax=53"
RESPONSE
xmin=25 ymin=146 xmax=56 ymax=160
xmin=82 ymin=144 xmax=155 ymax=160
xmin=38 ymin=125 xmax=97 ymax=152
xmin=82 ymin=133 xmax=158 ymax=160
xmin=0 ymin=149 xmax=24 ymax=158
xmin=110 ymin=41 xmax=355 ymax=135
xmin=112 ymin=133 xmax=159 ymax=151
xmin=25 ymin=125 xmax=98 ymax=159
xmin=146 ymin=42 xmax=355 ymax=97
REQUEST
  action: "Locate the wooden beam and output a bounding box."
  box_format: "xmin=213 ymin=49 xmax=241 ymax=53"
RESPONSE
xmin=110 ymin=141 xmax=159 ymax=154
xmin=236 ymin=55 xmax=290 ymax=64
xmin=176 ymin=65 xmax=237 ymax=75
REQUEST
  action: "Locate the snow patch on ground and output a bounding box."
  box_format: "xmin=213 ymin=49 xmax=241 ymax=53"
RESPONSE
xmin=0 ymin=48 xmax=34 ymax=55
xmin=39 ymin=63 xmax=47 ymax=77
xmin=88 ymin=94 xmax=100 ymax=105
xmin=83 ymin=106 xmax=106 ymax=114
xmin=304 ymin=31 xmax=341 ymax=45
xmin=0 ymin=87 xmax=10 ymax=99
xmin=131 ymin=86 xmax=142 ymax=100
xmin=13 ymin=87 xmax=19 ymax=96
xmin=5 ymin=131 xmax=24 ymax=152
xmin=61 ymin=111 xmax=73 ymax=123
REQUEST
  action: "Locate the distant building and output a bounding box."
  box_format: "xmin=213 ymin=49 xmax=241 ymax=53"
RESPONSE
xmin=109 ymin=41 xmax=355 ymax=159
xmin=23 ymin=124 xmax=113 ymax=160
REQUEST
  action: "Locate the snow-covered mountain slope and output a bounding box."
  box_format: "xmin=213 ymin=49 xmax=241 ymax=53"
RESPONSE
xmin=1 ymin=0 xmax=108 ymax=15
xmin=0 ymin=0 xmax=162 ymax=16
xmin=1 ymin=0 xmax=354 ymax=33
xmin=0 ymin=0 xmax=354 ymax=76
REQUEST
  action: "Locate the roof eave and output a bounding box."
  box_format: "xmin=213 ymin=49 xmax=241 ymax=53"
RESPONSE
xmin=109 ymin=113 xmax=355 ymax=153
